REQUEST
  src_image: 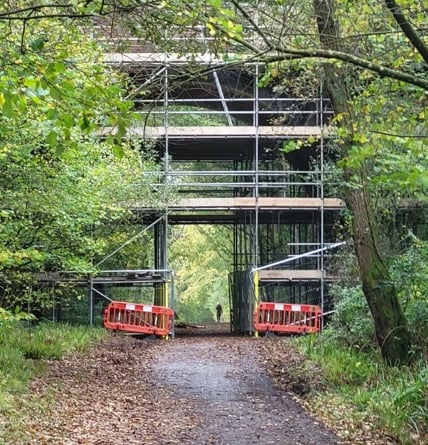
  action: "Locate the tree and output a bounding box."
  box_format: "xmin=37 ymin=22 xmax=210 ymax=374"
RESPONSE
xmin=312 ymin=0 xmax=426 ymax=364
xmin=0 ymin=9 xmax=161 ymax=310
xmin=170 ymin=225 xmax=231 ymax=323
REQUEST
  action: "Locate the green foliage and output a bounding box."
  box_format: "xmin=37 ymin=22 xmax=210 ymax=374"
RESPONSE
xmin=390 ymin=236 xmax=428 ymax=357
xmin=0 ymin=310 xmax=36 ymax=397
xmin=327 ymin=235 xmax=428 ymax=361
xmin=16 ymin=322 xmax=106 ymax=360
xmin=0 ymin=141 xmax=155 ymax=309
xmin=0 ymin=321 xmax=106 ymax=398
xmin=0 ymin=19 xmax=133 ymax=150
xmin=378 ymin=366 xmax=428 ymax=443
xmin=143 ymin=105 xmax=233 ymax=127
xmin=0 ymin=13 xmax=167 ymax=312
xmin=327 ymin=285 xmax=376 ymax=351
xmin=0 ymin=320 xmax=106 ymax=435
xmin=297 ymin=335 xmax=428 ymax=444
xmin=170 ymin=225 xmax=231 ymax=323
xmin=304 ymin=334 xmax=380 ymax=385
xmin=0 ymin=307 xmax=35 ymax=344
xmin=0 ymin=307 xmax=34 ymax=323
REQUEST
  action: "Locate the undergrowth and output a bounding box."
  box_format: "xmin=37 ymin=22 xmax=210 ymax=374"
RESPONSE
xmin=0 ymin=313 xmax=107 ymax=443
xmin=295 ymin=333 xmax=427 ymax=445
xmin=298 ymin=252 xmax=428 ymax=445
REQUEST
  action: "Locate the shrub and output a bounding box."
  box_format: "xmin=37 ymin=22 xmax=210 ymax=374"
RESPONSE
xmin=405 ymin=299 xmax=428 ymax=359
xmin=328 ymin=285 xmax=375 ymax=351
xmin=390 ymin=235 xmax=428 ymax=358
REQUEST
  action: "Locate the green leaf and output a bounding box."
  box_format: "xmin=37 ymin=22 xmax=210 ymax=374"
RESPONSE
xmin=50 ymin=62 xmax=66 ymax=74
xmin=112 ymin=144 xmax=124 ymax=158
xmin=61 ymin=114 xmax=75 ymax=129
xmin=46 ymin=131 xmax=58 ymax=147
xmin=2 ymin=91 xmax=13 ymax=117
xmin=30 ymin=36 xmax=46 ymax=52
xmin=46 ymin=109 xmax=59 ymax=120
xmin=80 ymin=114 xmax=91 ymax=131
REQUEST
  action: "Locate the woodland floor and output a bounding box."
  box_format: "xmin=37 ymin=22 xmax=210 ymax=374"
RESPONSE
xmin=4 ymin=323 xmax=399 ymax=445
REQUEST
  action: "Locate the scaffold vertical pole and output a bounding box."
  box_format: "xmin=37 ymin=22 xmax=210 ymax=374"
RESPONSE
xmin=320 ymin=84 xmax=325 ymax=331
xmin=170 ymin=271 xmax=175 ymax=339
xmin=89 ymin=275 xmax=93 ymax=326
xmin=253 ymin=270 xmax=259 ymax=338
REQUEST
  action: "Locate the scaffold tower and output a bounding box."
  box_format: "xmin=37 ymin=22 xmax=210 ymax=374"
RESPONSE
xmin=104 ymin=49 xmax=345 ymax=334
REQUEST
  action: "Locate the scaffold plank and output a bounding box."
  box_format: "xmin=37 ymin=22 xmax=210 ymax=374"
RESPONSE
xmin=165 ymin=197 xmax=345 ymax=210
xmin=104 ymin=52 xmax=241 ymax=65
xmin=258 ymin=270 xmax=325 ymax=281
xmin=128 ymin=125 xmax=324 ymax=139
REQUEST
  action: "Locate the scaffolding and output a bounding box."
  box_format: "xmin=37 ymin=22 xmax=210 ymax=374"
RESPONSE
xmin=105 ymin=50 xmax=345 ymax=334
xmin=35 ymin=269 xmax=174 ymax=327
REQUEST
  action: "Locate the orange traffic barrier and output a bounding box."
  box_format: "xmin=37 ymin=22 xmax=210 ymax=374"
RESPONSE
xmin=103 ymin=301 xmax=174 ymax=337
xmin=254 ymin=302 xmax=321 ymax=334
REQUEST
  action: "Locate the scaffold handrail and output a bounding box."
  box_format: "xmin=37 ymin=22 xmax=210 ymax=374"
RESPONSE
xmin=252 ymin=241 xmax=346 ymax=272
xmin=135 ymin=96 xmax=329 ymax=104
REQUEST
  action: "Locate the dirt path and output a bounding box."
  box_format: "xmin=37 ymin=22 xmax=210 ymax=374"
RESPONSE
xmin=6 ymin=328 xmax=343 ymax=445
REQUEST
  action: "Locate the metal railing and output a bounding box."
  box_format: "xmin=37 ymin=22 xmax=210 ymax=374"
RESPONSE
xmin=139 ymin=170 xmax=342 ymax=199
xmin=135 ymin=97 xmax=333 ymax=128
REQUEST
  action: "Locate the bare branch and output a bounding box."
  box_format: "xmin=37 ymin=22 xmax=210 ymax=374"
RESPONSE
xmin=230 ymin=0 xmax=273 ymax=51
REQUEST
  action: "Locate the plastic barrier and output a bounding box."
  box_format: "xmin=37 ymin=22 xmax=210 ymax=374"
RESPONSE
xmin=103 ymin=301 xmax=174 ymax=337
xmin=254 ymin=302 xmax=321 ymax=334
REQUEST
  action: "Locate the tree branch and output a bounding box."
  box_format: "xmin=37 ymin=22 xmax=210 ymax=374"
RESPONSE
xmin=384 ymin=0 xmax=428 ymax=65
xmin=0 ymin=3 xmax=74 ymax=19
xmin=0 ymin=1 xmax=158 ymax=20
xmin=266 ymin=46 xmax=428 ymax=90
xmin=230 ymin=0 xmax=274 ymax=51
xmin=217 ymin=1 xmax=428 ymax=90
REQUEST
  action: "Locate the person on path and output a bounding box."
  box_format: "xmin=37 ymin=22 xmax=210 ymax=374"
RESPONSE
xmin=215 ymin=302 xmax=223 ymax=323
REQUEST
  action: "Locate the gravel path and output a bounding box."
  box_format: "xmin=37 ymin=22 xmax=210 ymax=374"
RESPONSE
xmin=4 ymin=330 xmax=343 ymax=445
xmin=153 ymin=336 xmax=341 ymax=445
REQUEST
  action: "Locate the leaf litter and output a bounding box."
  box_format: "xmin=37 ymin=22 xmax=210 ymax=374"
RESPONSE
xmin=3 ymin=325 xmax=399 ymax=445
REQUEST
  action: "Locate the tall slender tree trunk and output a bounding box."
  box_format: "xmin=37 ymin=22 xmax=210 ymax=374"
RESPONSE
xmin=313 ymin=0 xmax=411 ymax=364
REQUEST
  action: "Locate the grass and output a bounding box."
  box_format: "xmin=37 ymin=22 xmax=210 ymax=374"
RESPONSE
xmin=295 ymin=332 xmax=428 ymax=444
xmin=0 ymin=321 xmax=107 ymax=443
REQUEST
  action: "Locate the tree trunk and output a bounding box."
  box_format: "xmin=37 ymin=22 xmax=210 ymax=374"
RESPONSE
xmin=347 ymin=186 xmax=410 ymax=364
xmin=313 ymin=0 xmax=411 ymax=364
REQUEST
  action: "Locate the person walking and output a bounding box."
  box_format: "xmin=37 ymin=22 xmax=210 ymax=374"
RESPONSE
xmin=215 ymin=302 xmax=223 ymax=323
